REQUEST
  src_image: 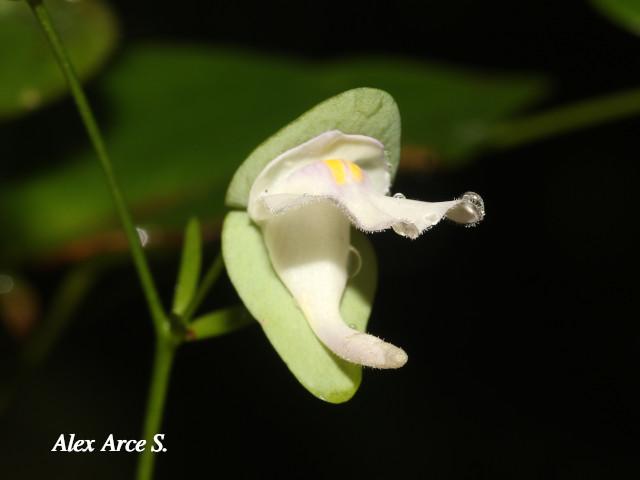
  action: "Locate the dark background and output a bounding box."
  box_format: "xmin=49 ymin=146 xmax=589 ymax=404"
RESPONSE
xmin=2 ymin=0 xmax=639 ymax=478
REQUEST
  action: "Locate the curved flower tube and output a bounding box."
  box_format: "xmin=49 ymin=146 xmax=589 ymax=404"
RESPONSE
xmin=249 ymin=130 xmax=484 ymax=369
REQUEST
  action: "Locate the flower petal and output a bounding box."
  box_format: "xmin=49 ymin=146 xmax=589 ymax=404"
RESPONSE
xmin=249 ymin=130 xmax=390 ymax=220
xmin=254 ymin=159 xmax=485 ymax=239
xmin=262 ymin=201 xmax=407 ymax=369
xmin=364 ymin=191 xmax=485 ymax=238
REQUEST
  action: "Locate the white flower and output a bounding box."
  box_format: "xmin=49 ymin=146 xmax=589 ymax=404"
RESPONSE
xmin=248 ymin=130 xmax=484 ymax=369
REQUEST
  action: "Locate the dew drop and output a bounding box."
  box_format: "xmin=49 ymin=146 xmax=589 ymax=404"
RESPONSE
xmin=393 ymin=192 xmax=406 ymax=199
xmin=347 ymin=246 xmax=362 ymax=278
xmin=136 ymin=227 xmax=150 ymax=247
xmin=462 ymin=191 xmax=485 ymax=225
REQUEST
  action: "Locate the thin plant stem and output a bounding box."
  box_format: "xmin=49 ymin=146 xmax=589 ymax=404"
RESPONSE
xmin=488 ymin=86 xmax=640 ymax=149
xmin=26 ymin=0 xmax=167 ymax=332
xmin=135 ymin=338 xmax=176 ymax=480
xmin=182 ymin=253 xmax=224 ymax=322
xmin=22 ymin=262 xmax=99 ymax=369
xmin=27 ymin=3 xmax=179 ymax=479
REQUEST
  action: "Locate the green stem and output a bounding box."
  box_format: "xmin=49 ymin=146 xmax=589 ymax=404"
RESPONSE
xmin=26 ymin=0 xmax=167 ymax=332
xmin=22 ymin=262 xmax=99 ymax=369
xmin=488 ymin=86 xmax=640 ymax=149
xmin=27 ymin=4 xmax=181 ymax=479
xmin=182 ymin=253 xmax=224 ymax=322
xmin=136 ymin=338 xmax=176 ymax=480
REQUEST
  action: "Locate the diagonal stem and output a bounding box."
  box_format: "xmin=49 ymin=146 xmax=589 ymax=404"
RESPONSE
xmin=488 ymin=86 xmax=640 ymax=149
xmin=26 ymin=0 xmax=167 ymax=332
xmin=26 ymin=2 xmax=179 ymax=479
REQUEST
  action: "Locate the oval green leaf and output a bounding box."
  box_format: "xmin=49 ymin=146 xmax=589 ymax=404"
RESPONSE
xmin=0 ymin=0 xmax=118 ymax=119
xmin=592 ymin=0 xmax=640 ymax=34
xmin=222 ymin=211 xmax=377 ymax=403
xmin=225 ymin=88 xmax=401 ymax=207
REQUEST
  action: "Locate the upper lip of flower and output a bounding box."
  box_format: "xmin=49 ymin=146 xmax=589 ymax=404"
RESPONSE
xmin=248 ymin=130 xmax=484 ymax=369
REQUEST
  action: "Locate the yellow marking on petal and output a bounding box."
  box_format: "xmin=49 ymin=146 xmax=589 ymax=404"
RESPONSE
xmin=346 ymin=161 xmax=363 ymax=182
xmin=324 ymin=159 xmax=346 ymax=185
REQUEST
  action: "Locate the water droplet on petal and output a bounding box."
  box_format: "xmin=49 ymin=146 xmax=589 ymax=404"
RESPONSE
xmin=461 ymin=191 xmax=485 ymax=226
xmin=393 ymin=192 xmax=406 ymax=199
xmin=348 ymin=323 xmax=358 ymax=330
xmin=347 ymin=246 xmax=362 ymax=278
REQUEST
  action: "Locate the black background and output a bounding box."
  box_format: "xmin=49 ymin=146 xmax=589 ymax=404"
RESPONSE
xmin=1 ymin=0 xmax=640 ymax=478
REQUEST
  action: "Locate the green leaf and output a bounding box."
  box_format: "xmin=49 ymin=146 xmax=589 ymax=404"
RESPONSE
xmin=225 ymin=88 xmax=400 ymax=207
xmin=172 ymin=218 xmax=202 ymax=317
xmin=222 ymin=211 xmax=377 ymax=403
xmin=591 ymin=0 xmax=640 ymax=34
xmin=0 ymin=45 xmax=546 ymax=264
xmin=0 ymin=0 xmax=118 ymax=119
xmin=187 ymin=306 xmax=254 ymax=341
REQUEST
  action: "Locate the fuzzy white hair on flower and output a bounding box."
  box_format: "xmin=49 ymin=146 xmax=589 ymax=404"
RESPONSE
xmin=248 ymin=130 xmax=484 ymax=369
